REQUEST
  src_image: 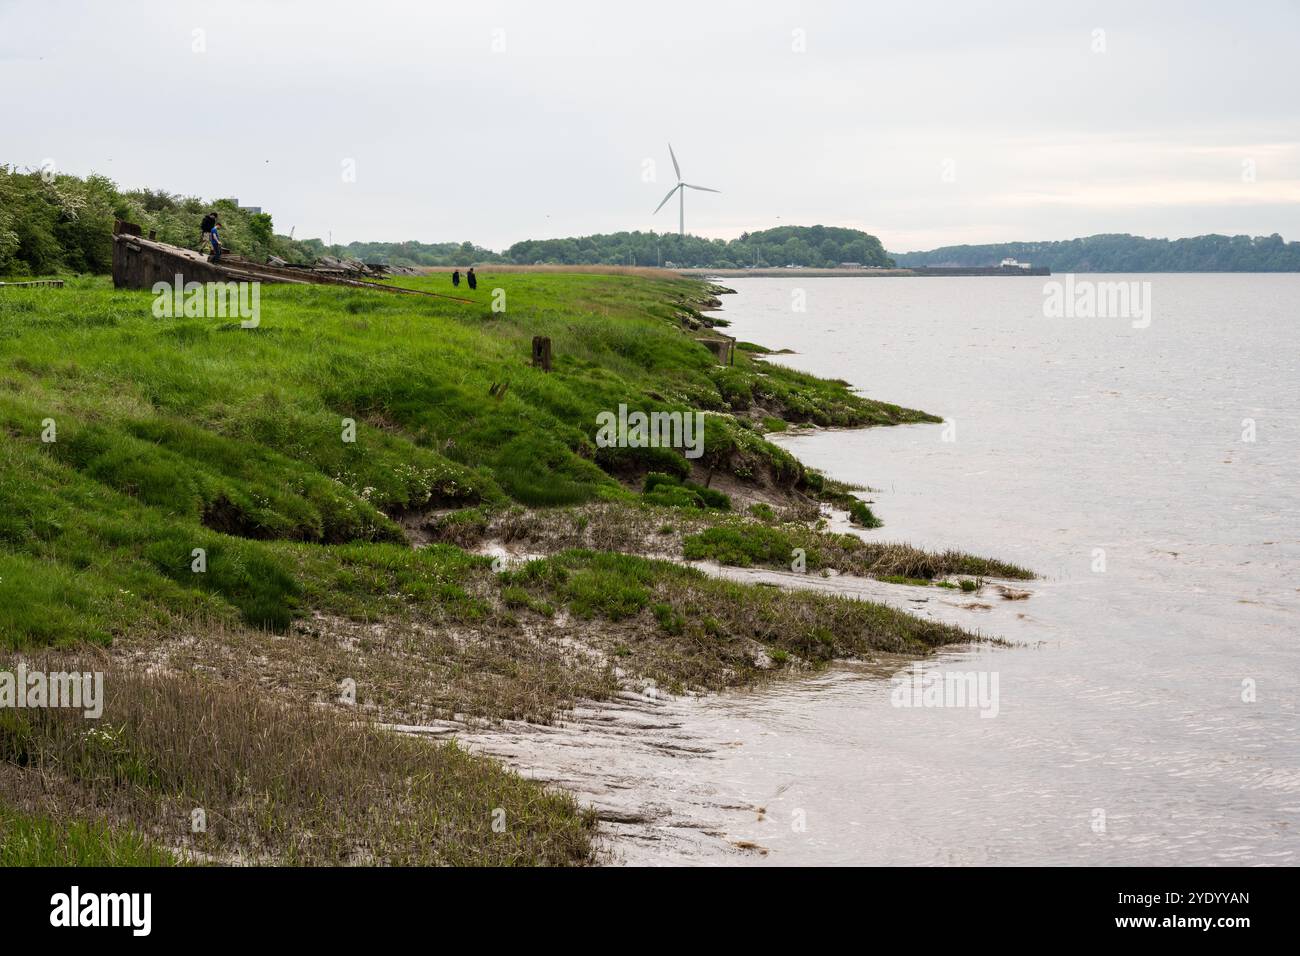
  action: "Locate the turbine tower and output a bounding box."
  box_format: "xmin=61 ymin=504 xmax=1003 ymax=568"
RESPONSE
xmin=653 ymin=143 xmax=720 ymax=237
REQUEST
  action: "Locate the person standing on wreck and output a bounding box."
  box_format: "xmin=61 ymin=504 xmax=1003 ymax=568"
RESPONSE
xmin=199 ymin=211 xmax=218 ymax=252
xmin=466 ymin=267 xmax=477 ymax=290
xmin=208 ymin=220 xmax=223 ymax=262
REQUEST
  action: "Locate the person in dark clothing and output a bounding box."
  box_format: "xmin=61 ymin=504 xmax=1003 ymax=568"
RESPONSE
xmin=199 ymin=211 xmax=218 ymax=252
xmin=452 ymin=269 xmax=460 ymax=287
xmin=466 ymin=267 xmax=477 ymax=290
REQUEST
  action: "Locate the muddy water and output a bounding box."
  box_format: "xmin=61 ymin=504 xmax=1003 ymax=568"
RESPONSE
xmin=467 ymin=275 xmax=1300 ymax=865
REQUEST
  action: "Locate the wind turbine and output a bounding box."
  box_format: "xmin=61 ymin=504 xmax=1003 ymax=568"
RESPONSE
xmin=653 ymin=143 xmax=720 ymax=236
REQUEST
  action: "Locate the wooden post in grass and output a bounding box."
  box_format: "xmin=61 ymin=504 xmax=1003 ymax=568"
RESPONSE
xmin=531 ymin=336 xmax=552 ymax=372
xmin=694 ymin=335 xmax=735 ymax=366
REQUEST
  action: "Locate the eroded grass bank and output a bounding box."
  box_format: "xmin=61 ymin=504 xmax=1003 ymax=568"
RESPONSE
xmin=418 ymin=500 xmax=1034 ymax=582
xmin=1 ymin=547 xmax=978 ymax=865
xmin=0 ymin=271 xmax=1020 ymax=865
xmin=106 ymin=546 xmax=979 ymax=727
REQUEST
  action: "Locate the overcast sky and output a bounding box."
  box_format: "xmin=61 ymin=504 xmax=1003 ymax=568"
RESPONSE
xmin=2 ymin=0 xmax=1297 ymax=250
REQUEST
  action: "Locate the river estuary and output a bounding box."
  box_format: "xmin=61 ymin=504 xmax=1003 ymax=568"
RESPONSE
xmin=461 ymin=274 xmax=1300 ymax=866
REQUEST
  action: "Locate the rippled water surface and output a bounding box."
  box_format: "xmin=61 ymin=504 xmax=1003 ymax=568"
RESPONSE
xmin=470 ymin=275 xmax=1300 ymax=865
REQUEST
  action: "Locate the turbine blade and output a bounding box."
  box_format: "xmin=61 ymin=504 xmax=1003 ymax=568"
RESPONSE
xmin=653 ymin=183 xmax=681 ymax=214
xmin=683 ymin=184 xmax=720 ymax=193
xmin=668 ymin=142 xmax=681 ymax=180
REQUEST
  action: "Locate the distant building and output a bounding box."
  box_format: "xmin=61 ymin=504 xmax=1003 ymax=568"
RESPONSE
xmin=839 ymin=261 xmax=863 ymax=268
xmin=1000 ymin=257 xmax=1031 ymax=269
xmin=231 ymin=199 xmax=264 ymax=215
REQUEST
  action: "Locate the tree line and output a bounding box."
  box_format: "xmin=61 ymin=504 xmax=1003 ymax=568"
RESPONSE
xmin=892 ymin=233 xmax=1300 ymax=272
xmin=497 ymin=225 xmax=895 ymax=269
xmin=5 ymin=167 xmax=1297 ymax=276
xmin=0 ymin=170 xmax=896 ymax=276
xmin=334 ymin=225 xmax=896 ymax=269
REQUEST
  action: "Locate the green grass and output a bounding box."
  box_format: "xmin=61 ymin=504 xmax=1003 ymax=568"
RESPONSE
xmin=682 ymin=524 xmax=804 ymax=567
xmin=680 ymin=519 xmax=1032 ymax=580
xmin=0 ymin=277 xmax=935 ymax=650
xmin=877 ymin=574 xmax=934 ymax=587
xmin=642 ymin=472 xmax=731 ymax=510
xmin=846 ymin=499 xmax=883 ymax=529
xmin=0 ymin=804 xmax=177 ymax=866
xmin=0 ymin=274 xmax=938 ymax=648
xmin=0 ymin=269 xmax=996 ymax=866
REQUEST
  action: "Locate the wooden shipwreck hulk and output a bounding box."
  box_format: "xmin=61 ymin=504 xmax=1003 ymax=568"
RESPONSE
xmin=110 ymin=220 xmax=472 ymax=302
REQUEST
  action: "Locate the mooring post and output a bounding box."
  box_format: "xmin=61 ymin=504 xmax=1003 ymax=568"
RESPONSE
xmin=531 ymin=336 xmax=552 ymax=372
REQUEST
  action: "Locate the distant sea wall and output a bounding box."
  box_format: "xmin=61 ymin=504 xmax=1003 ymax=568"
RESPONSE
xmin=680 ymin=266 xmax=1050 ymax=278
xmin=908 ymin=265 xmax=1051 ymax=276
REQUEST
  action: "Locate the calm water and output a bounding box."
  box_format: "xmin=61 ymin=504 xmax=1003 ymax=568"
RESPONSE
xmin=710 ymin=274 xmax=1300 ymax=865
xmin=464 ymin=274 xmax=1299 ymax=865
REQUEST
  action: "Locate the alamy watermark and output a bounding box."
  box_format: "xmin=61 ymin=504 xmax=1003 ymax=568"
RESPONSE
xmin=595 ymin=403 xmax=705 ymax=459
xmin=1 ymin=663 xmax=104 ymax=718
xmin=50 ymin=886 xmax=150 ymax=936
xmin=1043 ymin=274 xmax=1151 ymax=328
xmin=152 ymin=274 xmax=261 ymax=328
xmin=890 ymin=663 xmax=999 ymax=718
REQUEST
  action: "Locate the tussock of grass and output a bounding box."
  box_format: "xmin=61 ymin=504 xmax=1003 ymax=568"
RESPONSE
xmin=846 ymin=499 xmax=883 ymax=529
xmin=682 ymin=524 xmax=799 ymax=567
xmin=877 ymin=574 xmax=934 ymax=587
xmin=0 ymin=803 xmax=177 ymax=866
xmin=642 ymin=472 xmax=731 ymax=510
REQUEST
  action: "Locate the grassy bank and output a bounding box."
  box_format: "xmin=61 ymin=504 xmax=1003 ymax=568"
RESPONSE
xmin=0 ymin=273 xmax=938 ymax=647
xmin=0 ymin=269 xmax=1011 ymax=864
